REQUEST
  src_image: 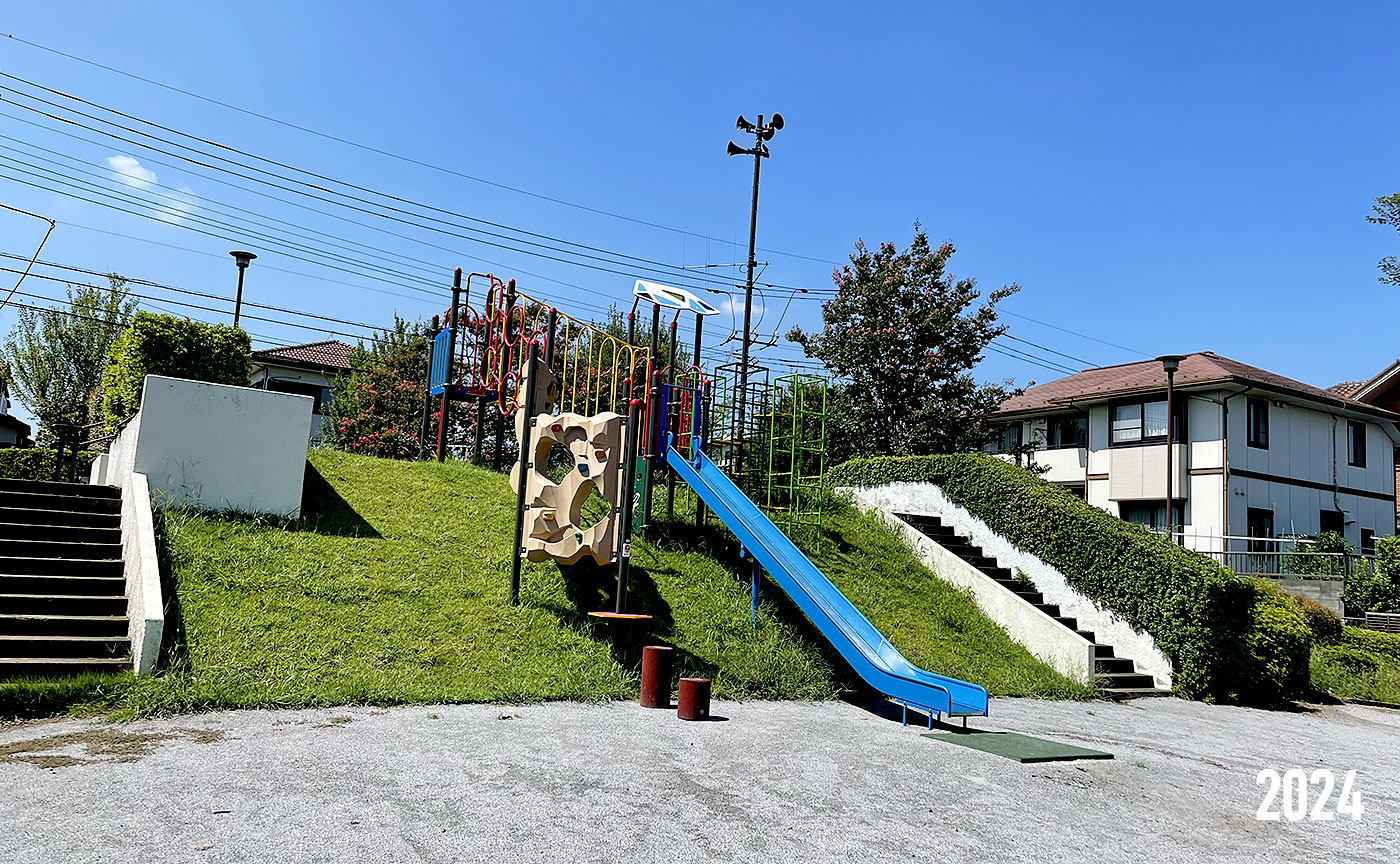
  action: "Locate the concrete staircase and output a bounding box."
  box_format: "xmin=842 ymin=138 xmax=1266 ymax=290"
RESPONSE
xmin=0 ymin=477 xmax=131 ymax=677
xmin=896 ymin=513 xmax=1165 ymax=697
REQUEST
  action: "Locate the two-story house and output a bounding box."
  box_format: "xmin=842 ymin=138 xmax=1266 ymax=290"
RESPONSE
xmin=249 ymin=340 xmax=353 ymax=445
xmin=990 ymin=352 xmax=1400 ymax=556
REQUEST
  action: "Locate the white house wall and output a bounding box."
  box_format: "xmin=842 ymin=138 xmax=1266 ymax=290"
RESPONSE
xmin=1224 ymin=394 xmax=1395 ymax=548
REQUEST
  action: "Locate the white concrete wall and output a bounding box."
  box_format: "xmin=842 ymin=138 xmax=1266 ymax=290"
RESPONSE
xmin=847 ymin=482 xmax=1174 ymax=689
xmin=854 ymin=493 xmax=1096 ymax=684
xmin=121 ymin=472 xmax=163 ymax=676
xmin=106 ymin=375 xmax=312 ymax=517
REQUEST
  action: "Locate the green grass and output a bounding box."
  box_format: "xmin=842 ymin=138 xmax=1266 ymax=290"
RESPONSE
xmin=3 ymin=450 xmax=1091 ymax=719
xmin=1309 ymin=627 xmax=1400 ymax=705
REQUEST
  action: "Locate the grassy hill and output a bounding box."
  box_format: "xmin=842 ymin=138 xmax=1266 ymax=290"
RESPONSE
xmin=2 ymin=450 xmax=1090 ymax=719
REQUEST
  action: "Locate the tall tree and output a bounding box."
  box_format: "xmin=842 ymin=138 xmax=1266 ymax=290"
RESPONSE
xmin=3 ymin=274 xmax=135 ymax=440
xmin=1367 ymin=193 xmax=1400 ymax=286
xmin=787 ymin=228 xmax=1020 ymax=457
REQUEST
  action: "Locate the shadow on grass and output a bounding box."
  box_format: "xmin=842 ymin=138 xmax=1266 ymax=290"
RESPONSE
xmin=295 ymin=461 xmax=381 ymax=538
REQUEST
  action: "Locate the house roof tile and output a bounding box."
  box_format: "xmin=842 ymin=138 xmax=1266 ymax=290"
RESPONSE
xmin=995 ymin=351 xmax=1400 ymax=421
xmin=251 ymin=340 xmax=353 ymax=371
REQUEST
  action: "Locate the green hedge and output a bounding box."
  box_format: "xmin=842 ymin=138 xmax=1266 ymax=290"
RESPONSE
xmin=102 ymin=312 xmax=251 ymax=432
xmin=829 ymin=454 xmax=1312 ymax=704
xmin=1344 ymin=537 xmax=1400 ymax=613
xmin=0 ymin=448 xmax=99 ymax=482
xmin=1341 ymin=625 xmax=1400 ymax=663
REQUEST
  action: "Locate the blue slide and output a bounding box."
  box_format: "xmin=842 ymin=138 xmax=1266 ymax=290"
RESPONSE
xmin=666 ymin=446 xmax=989 ymax=720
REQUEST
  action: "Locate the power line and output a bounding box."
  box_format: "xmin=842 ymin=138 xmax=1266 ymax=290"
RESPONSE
xmin=3 ymin=32 xmax=845 ymax=267
xmin=999 ymin=308 xmax=1146 ymax=358
xmin=0 ymin=74 xmax=837 ymax=298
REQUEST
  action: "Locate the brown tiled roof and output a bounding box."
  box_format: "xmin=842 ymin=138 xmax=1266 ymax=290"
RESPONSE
xmin=251 ymin=340 xmax=353 ymax=371
xmin=1327 ymin=380 xmax=1365 ymax=398
xmin=996 ymin=351 xmax=1400 ymax=420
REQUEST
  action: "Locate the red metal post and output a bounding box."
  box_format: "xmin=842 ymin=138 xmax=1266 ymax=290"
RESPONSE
xmin=640 ymin=645 xmax=674 ymax=708
xmin=677 ymin=677 xmax=711 ymax=721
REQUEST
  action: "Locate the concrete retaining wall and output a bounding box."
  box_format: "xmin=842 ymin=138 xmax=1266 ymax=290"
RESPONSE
xmin=121 ymin=472 xmax=163 ymax=676
xmin=843 ymin=482 xmax=1174 ymax=690
xmin=105 ymin=375 xmax=311 ymax=517
xmin=1266 ymin=577 xmax=1344 ymax=617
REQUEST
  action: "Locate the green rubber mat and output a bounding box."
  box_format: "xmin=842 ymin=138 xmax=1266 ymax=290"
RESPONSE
xmin=922 ymin=731 xmax=1113 ymax=763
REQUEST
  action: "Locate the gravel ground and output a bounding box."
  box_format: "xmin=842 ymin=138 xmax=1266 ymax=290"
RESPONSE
xmin=1 ymin=696 xmax=1396 ymax=863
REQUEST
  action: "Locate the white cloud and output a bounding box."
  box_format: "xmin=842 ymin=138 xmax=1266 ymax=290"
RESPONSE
xmin=155 ymin=186 xmax=197 ymax=224
xmin=716 ymin=295 xmax=765 ymax=318
xmin=104 ymin=156 xmax=197 ymax=223
xmin=105 ymin=155 xmax=157 ymax=190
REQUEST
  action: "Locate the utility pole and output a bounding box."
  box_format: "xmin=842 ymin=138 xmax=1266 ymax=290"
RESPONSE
xmin=229 ymin=250 xmax=257 ymax=328
xmin=727 ymin=112 xmax=783 ymax=482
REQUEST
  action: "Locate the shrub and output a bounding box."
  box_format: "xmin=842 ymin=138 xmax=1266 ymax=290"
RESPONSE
xmin=1341 ymin=625 xmax=1400 ymax=663
xmin=1343 ymin=537 xmax=1400 ymax=614
xmin=1314 ymin=645 xmax=1381 ymax=676
xmin=1282 ymin=531 xmax=1351 ymax=577
xmin=829 ymin=453 xmax=1312 ymax=703
xmin=102 ymin=312 xmax=251 ymax=432
xmin=1243 ymin=580 xmax=1313 ymax=702
xmin=1293 ymin=597 xmax=1343 ymax=644
xmin=0 ymin=448 xmax=99 ymax=481
xmin=321 ymin=317 xmax=431 ymax=460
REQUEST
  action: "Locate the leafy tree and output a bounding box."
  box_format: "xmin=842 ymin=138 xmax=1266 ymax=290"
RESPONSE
xmin=3 ymin=274 xmax=135 ymax=441
xmin=323 ymin=316 xmax=433 ymax=459
xmin=1367 ymin=193 xmax=1400 ymax=286
xmin=787 ymin=228 xmax=1020 ymax=457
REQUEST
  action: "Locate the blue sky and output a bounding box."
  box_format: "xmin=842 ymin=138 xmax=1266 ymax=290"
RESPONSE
xmin=1 ymin=2 xmax=1397 ymax=430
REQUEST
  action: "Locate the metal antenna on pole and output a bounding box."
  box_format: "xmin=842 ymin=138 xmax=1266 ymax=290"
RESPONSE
xmin=727 ymin=112 xmax=783 ymax=484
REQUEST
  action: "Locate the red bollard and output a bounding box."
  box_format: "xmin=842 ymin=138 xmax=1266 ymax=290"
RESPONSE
xmin=677 ymin=677 xmax=711 ymax=721
xmin=640 ymin=646 xmax=673 ymax=708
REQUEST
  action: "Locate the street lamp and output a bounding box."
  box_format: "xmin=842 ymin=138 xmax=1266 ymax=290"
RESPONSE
xmin=229 ymin=250 xmax=257 ymax=328
xmin=1158 ymin=354 xmax=1185 ymax=543
xmin=726 ymin=112 xmax=783 ymax=478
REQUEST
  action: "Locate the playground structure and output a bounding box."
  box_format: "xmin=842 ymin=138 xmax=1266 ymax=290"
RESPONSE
xmin=425 ymin=268 xmax=988 ymax=723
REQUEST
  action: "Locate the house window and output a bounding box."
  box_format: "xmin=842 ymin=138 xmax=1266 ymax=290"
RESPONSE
xmin=318 ymin=387 xmax=334 ymax=415
xmin=1120 ymin=500 xmax=1184 ymax=533
xmin=1319 ymin=509 xmax=1344 ymax=537
xmin=1362 ymin=528 xmax=1376 ymax=554
xmin=1246 ymin=397 xmax=1269 ymax=449
xmin=1110 ymin=398 xmax=1185 ymax=445
xmin=1047 ymin=415 xmax=1087 ymax=449
xmin=1348 ymin=421 xmax=1366 ymax=467
xmin=982 ymin=423 xmax=1023 ymax=455
xmin=1247 ymin=507 xmax=1274 ymax=554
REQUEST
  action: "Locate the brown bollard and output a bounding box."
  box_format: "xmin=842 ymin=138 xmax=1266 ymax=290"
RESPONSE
xmin=640 ymin=646 xmax=673 ymax=708
xmin=677 ymin=677 xmax=711 ymax=721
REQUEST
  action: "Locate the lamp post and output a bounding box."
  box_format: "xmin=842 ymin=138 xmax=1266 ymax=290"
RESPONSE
xmin=229 ymin=250 xmax=257 ymax=328
xmin=1158 ymin=354 xmax=1185 ymax=543
xmin=727 ymin=112 xmax=783 ymax=481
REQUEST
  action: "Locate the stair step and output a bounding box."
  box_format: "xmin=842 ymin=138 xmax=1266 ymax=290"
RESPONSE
xmin=965 ymin=555 xmax=998 ymax=568
xmin=0 ymin=634 xmax=131 ymax=658
xmin=1098 ymin=672 xmax=1158 ymax=690
xmin=1092 ymin=643 xmax=1116 ymax=658
xmin=1014 ymin=591 xmax=1044 ymax=605
xmin=0 ymin=657 xmax=130 ymax=677
xmin=1094 ymin=656 xmax=1136 ymax=674
xmin=983 ymin=566 xmax=1012 ymax=580
xmin=0 ymin=614 xmax=129 ymax=637
xmin=0 ymin=490 xmax=120 ymax=514
xmin=0 ymin=556 xmax=123 ymax=577
xmin=0 ymin=574 xmax=126 ymax=596
xmin=1102 ymin=687 xmax=1173 ymax=699
xmin=1037 ymin=604 xmax=1061 ymax=618
xmin=0 ymin=593 xmax=128 ymax=616
xmin=0 ymin=478 xmax=119 ymax=499
xmin=1054 ymin=616 xmax=1079 ymax=630
xmin=1076 ymin=630 xmax=1098 ymax=642
xmin=0 ymin=523 xmax=121 ymax=544
xmin=0 ymin=538 xmax=123 ymax=560
xmin=0 ymin=506 xmax=120 ymax=529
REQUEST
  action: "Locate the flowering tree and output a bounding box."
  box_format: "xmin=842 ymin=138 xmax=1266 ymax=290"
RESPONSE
xmin=323 ymin=317 xmax=431 ymax=459
xmin=787 ymin=228 xmax=1020 ymax=457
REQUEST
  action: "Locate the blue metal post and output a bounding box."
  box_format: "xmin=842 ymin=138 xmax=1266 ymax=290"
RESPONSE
xmin=750 ymin=559 xmax=762 ymax=627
